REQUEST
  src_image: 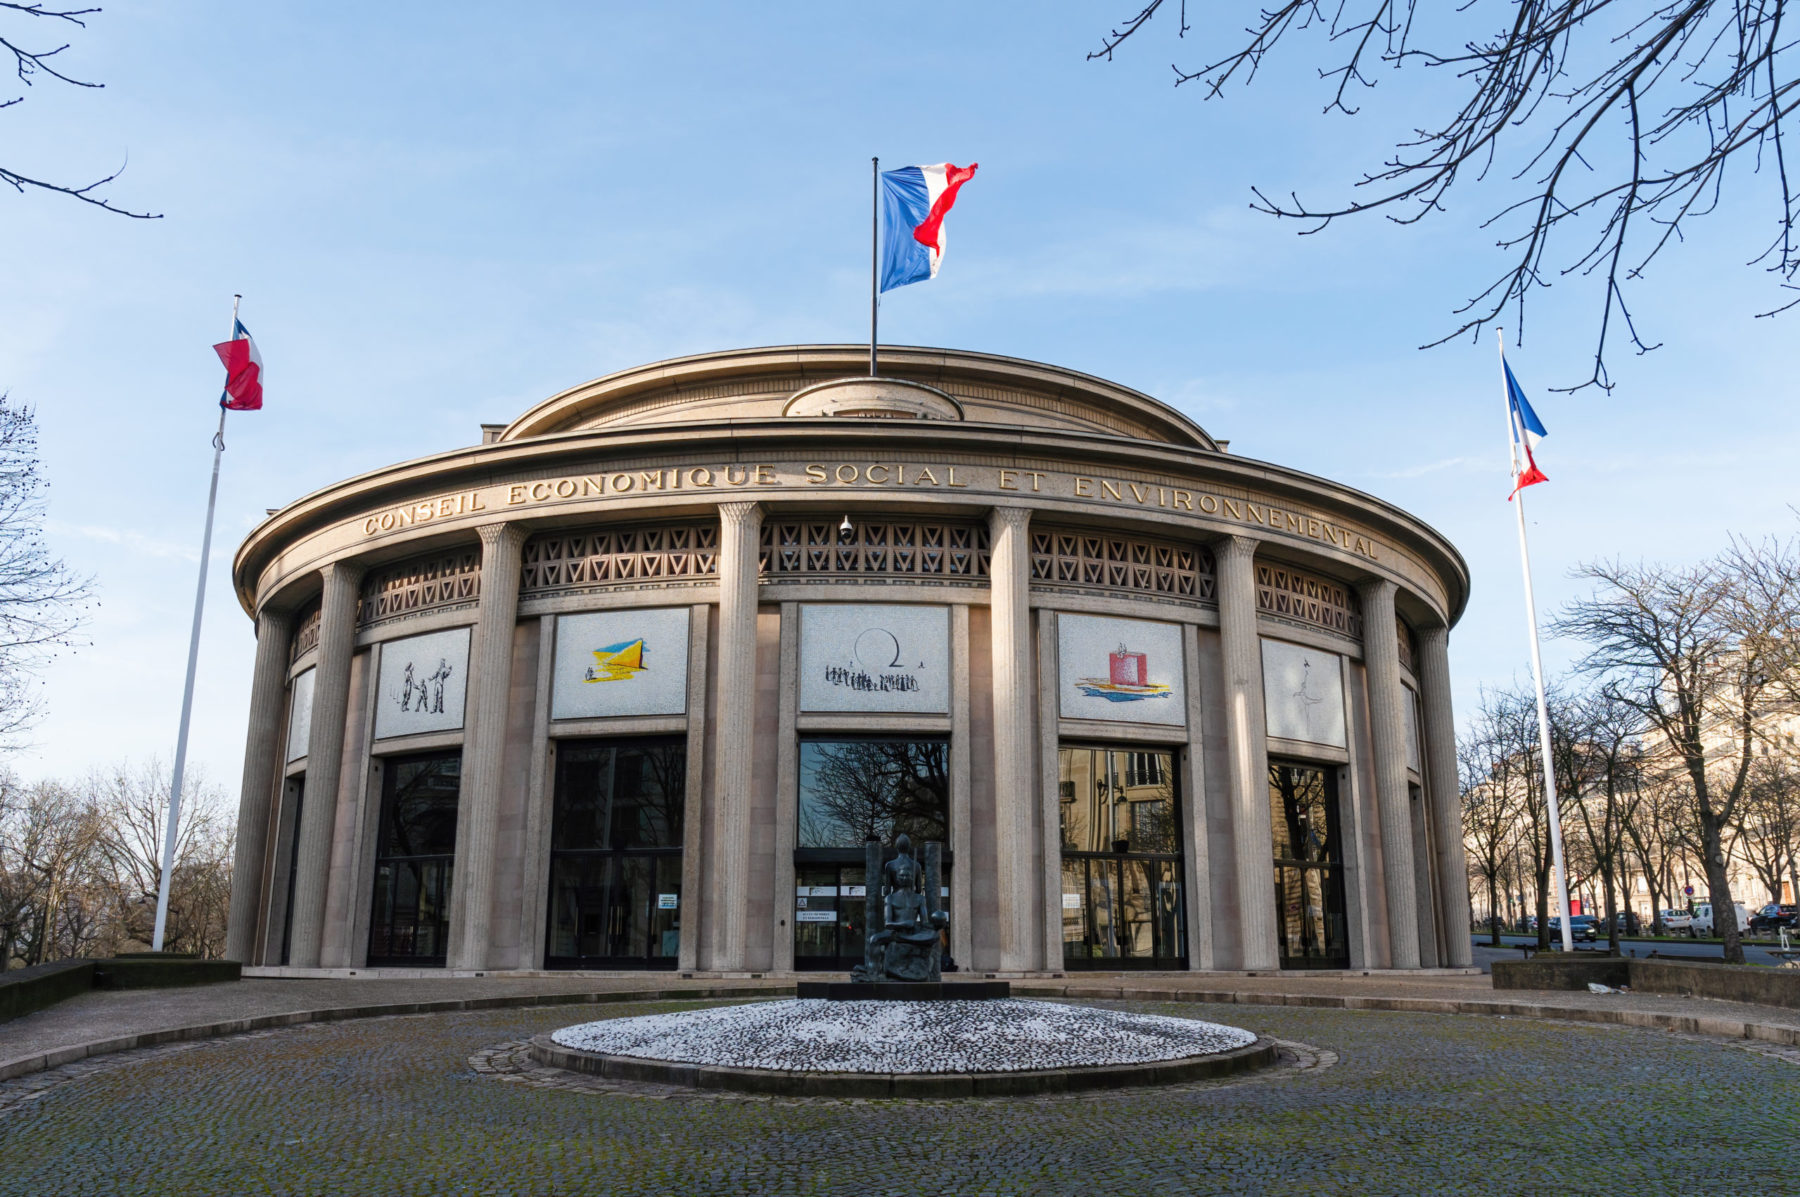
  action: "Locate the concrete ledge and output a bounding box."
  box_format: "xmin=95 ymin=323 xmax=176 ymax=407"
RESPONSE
xmin=527 ymin=1032 xmax=1279 ymax=1097
xmin=0 ymin=961 xmax=97 ymax=1024
xmin=1629 ymin=959 xmax=1800 ymax=1010
xmin=0 ymin=984 xmax=789 ymax=1083
xmin=1492 ymin=956 xmax=1630 ymax=991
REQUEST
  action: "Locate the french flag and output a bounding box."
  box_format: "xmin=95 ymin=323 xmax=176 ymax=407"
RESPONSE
xmin=212 ymin=320 xmax=264 ymax=411
xmin=879 ymin=163 xmax=978 ymax=292
xmin=1504 ymin=357 xmax=1547 ymax=499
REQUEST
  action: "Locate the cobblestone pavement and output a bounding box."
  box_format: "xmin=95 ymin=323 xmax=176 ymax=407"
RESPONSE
xmin=2 ymin=998 xmax=1797 ymax=1196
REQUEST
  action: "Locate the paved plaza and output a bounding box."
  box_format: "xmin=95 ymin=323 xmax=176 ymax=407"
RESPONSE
xmin=2 ymin=977 xmax=1798 ymax=1195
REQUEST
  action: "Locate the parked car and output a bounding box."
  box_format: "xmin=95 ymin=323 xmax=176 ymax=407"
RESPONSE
xmin=1689 ymin=901 xmax=1750 ymax=938
xmin=1608 ymin=911 xmax=1642 ymax=936
xmin=1546 ymin=915 xmax=1600 ymax=942
xmin=1748 ymin=904 xmax=1798 ymax=934
xmin=1658 ymin=909 xmax=1694 ymax=934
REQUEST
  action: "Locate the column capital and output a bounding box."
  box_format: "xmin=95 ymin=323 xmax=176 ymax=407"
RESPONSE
xmin=1417 ymin=623 xmax=1449 ymax=651
xmin=1213 ymin=533 xmax=1259 ymax=566
xmin=475 ymin=521 xmax=529 ymax=552
xmin=1357 ymin=575 xmax=1398 ymax=609
xmin=718 ymin=500 xmax=763 ymax=525
xmin=988 ymin=505 xmax=1031 ymax=533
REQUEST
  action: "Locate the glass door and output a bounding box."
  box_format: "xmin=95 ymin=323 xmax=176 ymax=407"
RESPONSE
xmin=545 ymin=737 xmax=685 ymax=969
xmin=367 ymin=753 xmax=460 ymax=967
xmin=1058 ymin=746 xmax=1187 ymax=970
xmin=1269 ymin=761 xmax=1350 ymax=969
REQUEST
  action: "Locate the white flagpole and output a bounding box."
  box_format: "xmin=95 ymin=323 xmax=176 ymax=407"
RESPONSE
xmin=152 ymin=294 xmax=238 ymax=952
xmin=1497 ymin=328 xmax=1575 ymax=955
xmin=870 ymin=156 xmax=879 ymax=377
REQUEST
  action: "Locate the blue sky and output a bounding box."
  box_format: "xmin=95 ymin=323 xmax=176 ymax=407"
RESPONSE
xmin=5 ymin=3 xmax=1796 ymax=791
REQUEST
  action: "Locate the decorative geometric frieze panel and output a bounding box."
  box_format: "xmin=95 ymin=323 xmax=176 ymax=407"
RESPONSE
xmin=290 ymin=603 xmax=321 ymax=665
xmin=1031 ymin=529 xmax=1216 ymax=606
xmin=357 ymin=550 xmax=481 ymax=630
xmin=761 ymin=520 xmax=990 ymax=582
xmin=521 ymin=524 xmax=719 ymax=596
xmin=1255 ymin=563 xmax=1362 ymax=641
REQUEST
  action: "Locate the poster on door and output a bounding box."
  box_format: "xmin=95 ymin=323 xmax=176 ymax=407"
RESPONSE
xmin=551 ymin=607 xmax=691 ymax=720
xmin=373 ymin=626 xmax=471 ymax=740
xmin=286 ymin=668 xmax=315 ymax=762
xmin=1261 ymin=639 xmax=1347 ymax=748
xmin=799 ymin=604 xmax=950 ymax=714
xmin=1057 ymin=613 xmax=1185 ymax=726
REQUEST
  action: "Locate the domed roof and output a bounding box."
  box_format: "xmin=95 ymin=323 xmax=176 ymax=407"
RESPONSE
xmin=499 ymin=344 xmax=1220 ymax=450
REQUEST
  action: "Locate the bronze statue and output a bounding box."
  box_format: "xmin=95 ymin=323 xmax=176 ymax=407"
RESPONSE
xmin=852 ymin=834 xmax=948 ymax=983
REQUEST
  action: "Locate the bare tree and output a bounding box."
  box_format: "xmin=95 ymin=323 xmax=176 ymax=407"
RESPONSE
xmin=0 ymin=769 xmax=101 ymax=966
xmin=1565 ymin=686 xmax=1647 ymax=953
xmin=1461 ymin=698 xmax=1521 ymax=945
xmin=0 ymin=396 xmax=92 ymax=746
xmin=88 ymin=759 xmax=232 ymax=956
xmin=1553 ymin=543 xmax=1800 ymax=962
xmin=1089 ymin=1 xmax=1799 ymax=390
xmin=2 ymin=3 xmax=156 ymax=216
xmin=1733 ymin=747 xmax=1800 ymax=907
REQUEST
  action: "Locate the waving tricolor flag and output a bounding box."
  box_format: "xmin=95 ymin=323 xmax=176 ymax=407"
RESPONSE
xmin=212 ymin=319 xmax=264 ymax=411
xmin=879 ymin=163 xmax=978 ymax=292
xmin=1504 ymin=356 xmax=1547 ymax=499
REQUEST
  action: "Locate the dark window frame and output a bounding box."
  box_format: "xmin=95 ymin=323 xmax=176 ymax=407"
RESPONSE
xmin=544 ymin=735 xmax=687 ymax=971
xmin=1057 ymin=742 xmax=1188 ymax=971
xmin=366 ymin=750 xmax=462 ymax=968
xmin=1268 ymin=757 xmax=1351 ymax=970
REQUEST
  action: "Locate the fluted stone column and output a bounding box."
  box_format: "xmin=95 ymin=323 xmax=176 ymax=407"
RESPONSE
xmin=1359 ymin=579 xmax=1421 ymax=970
xmin=1419 ymin=624 xmax=1473 ymax=967
xmin=1216 ymin=536 xmax=1278 ymax=971
xmin=989 ymin=506 xmax=1036 ymax=972
xmin=287 ymin=562 xmax=363 ymax=969
xmin=448 ymin=523 xmax=527 ymax=970
xmin=224 ymin=608 xmax=293 ymax=964
xmin=712 ymin=501 xmax=762 ymax=971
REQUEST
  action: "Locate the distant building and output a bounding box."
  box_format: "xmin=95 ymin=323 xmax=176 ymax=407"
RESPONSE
xmin=225 ymin=345 xmax=1471 ymax=974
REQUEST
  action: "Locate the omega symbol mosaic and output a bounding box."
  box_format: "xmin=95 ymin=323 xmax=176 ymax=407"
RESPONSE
xmin=551 ymin=608 xmax=691 ymax=720
xmin=798 ymin=604 xmax=949 ymax=714
xmin=1057 ymin=614 xmax=1185 ymax=726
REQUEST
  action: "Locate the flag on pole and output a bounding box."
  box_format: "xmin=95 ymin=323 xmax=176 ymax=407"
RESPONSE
xmin=212 ymin=320 xmax=264 ymax=411
xmin=879 ymin=163 xmax=978 ymax=292
xmin=1504 ymin=357 xmax=1547 ymax=498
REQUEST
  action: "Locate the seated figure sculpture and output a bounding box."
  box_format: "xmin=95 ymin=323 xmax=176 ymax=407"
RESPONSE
xmin=852 ymin=833 xmax=948 ymax=984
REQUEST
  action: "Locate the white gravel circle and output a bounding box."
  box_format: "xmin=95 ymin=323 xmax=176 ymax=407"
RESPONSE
xmin=549 ymin=998 xmax=1257 ymax=1074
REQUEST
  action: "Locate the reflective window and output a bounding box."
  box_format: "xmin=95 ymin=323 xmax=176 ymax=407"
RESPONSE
xmin=1058 ymin=746 xmax=1186 ymax=970
xmin=368 ymin=752 xmax=460 ymax=966
xmin=797 ymin=740 xmax=948 ymax=848
xmin=1269 ymin=761 xmax=1350 ymax=969
xmin=545 ymin=737 xmax=685 ymax=969
xmin=794 ymin=739 xmax=950 ymax=971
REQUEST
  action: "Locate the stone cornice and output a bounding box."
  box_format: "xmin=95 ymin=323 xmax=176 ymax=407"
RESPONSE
xmin=233 ymin=419 xmax=1469 ymax=628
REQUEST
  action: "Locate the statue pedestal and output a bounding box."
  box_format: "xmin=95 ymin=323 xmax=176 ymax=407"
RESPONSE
xmin=795 ymin=980 xmax=1011 ymax=1002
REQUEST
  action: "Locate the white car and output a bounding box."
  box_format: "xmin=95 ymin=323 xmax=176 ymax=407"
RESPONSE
xmin=1688 ymin=902 xmax=1749 ymax=938
xmin=1659 ymin=909 xmax=1693 ymax=934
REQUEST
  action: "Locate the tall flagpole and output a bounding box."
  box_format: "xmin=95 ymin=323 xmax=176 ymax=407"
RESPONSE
xmin=152 ymin=295 xmax=238 ymax=952
xmin=870 ymin=157 xmax=879 ymax=377
xmin=1498 ymin=328 xmax=1575 ymax=955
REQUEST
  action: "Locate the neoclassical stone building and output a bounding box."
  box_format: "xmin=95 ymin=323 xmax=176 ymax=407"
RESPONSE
xmin=225 ymin=345 xmax=1472 ymax=975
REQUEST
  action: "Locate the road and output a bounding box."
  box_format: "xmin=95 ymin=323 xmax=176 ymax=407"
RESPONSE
xmin=1476 ymin=932 xmax=1796 ymax=968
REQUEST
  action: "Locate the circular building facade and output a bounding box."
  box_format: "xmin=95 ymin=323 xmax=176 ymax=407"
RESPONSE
xmin=225 ymin=345 xmax=1471 ymax=975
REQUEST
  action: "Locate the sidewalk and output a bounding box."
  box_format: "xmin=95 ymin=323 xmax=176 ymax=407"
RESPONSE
xmin=6 ymin=961 xmax=1800 ymax=1084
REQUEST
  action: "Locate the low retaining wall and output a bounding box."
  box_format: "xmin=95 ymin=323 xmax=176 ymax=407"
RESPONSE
xmin=1491 ymin=957 xmax=1630 ymax=991
xmin=1492 ymin=956 xmax=1800 ymax=1009
xmin=0 ymin=961 xmax=97 ymax=1023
